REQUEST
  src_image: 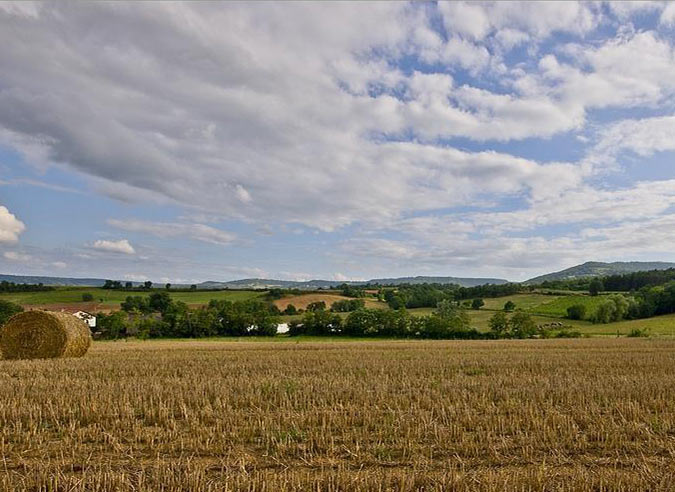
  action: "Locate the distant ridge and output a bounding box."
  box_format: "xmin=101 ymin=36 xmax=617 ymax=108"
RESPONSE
xmin=0 ymin=274 xmax=109 ymax=287
xmin=525 ymin=261 xmax=675 ymax=284
xmin=363 ymin=276 xmax=509 ymax=288
xmin=200 ymin=276 xmax=509 ymax=289
xmin=9 ymin=263 xmax=673 ymax=289
xmin=0 ymin=274 xmax=509 ymax=289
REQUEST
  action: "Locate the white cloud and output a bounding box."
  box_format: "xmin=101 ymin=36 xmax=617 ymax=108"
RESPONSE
xmin=2 ymin=2 xmax=675 ymax=281
xmin=659 ymin=3 xmax=675 ymax=25
xmin=108 ymin=219 xmax=236 ymax=245
xmin=438 ymin=2 xmax=491 ymax=41
xmin=0 ymin=206 xmax=25 ymax=243
xmin=3 ymin=251 xmax=31 ymax=262
xmin=439 ymin=2 xmax=599 ymax=41
xmin=91 ymin=239 xmax=136 ymax=255
xmin=531 ymin=32 xmax=675 ymax=111
xmin=0 ymin=2 xmax=594 ymax=232
xmin=51 ymin=261 xmax=67 ymax=269
xmin=594 ymin=115 xmax=675 ymax=157
xmin=609 ymin=1 xmax=663 ymax=19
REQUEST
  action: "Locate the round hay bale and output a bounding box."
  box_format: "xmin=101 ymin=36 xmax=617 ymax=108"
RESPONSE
xmin=0 ymin=311 xmax=92 ymax=360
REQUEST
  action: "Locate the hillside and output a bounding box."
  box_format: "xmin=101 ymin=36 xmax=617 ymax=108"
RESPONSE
xmin=1 ymin=273 xmax=509 ymax=289
xmin=525 ymin=261 xmax=675 ymax=284
xmin=200 ymin=275 xmax=509 ymax=289
xmin=364 ymin=276 xmax=509 ymax=287
xmin=0 ymin=274 xmax=109 ymax=287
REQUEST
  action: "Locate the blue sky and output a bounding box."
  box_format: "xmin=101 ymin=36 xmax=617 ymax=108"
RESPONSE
xmin=2 ymin=1 xmax=675 ymax=283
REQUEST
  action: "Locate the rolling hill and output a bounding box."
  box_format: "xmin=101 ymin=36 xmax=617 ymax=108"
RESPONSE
xmin=1 ymin=274 xmax=508 ymax=289
xmin=525 ymin=261 xmax=675 ymax=284
xmin=6 ymin=262 xmax=674 ymax=290
xmin=0 ymin=274 xmax=109 ymax=287
xmin=199 ymin=275 xmax=509 ymax=289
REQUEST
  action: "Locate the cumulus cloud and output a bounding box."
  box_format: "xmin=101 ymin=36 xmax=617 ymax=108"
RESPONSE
xmin=594 ymin=116 xmax=675 ymax=158
xmin=3 ymin=251 xmax=31 ymax=262
xmin=107 ymin=219 xmax=236 ymax=245
xmin=0 ymin=206 xmax=25 ymax=243
xmin=91 ymin=239 xmax=136 ymax=255
xmin=439 ymin=1 xmax=599 ymax=41
xmin=0 ymin=2 xmax=605 ymax=231
xmin=660 ymin=3 xmax=675 ymax=25
xmin=2 ymin=3 xmax=675 ymax=280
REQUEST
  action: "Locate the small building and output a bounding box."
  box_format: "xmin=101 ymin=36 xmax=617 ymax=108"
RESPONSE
xmin=277 ymin=323 xmax=289 ymax=334
xmin=73 ymin=311 xmax=96 ymax=329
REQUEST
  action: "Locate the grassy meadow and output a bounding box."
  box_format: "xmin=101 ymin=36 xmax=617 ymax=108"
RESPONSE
xmin=2 ymin=338 xmax=675 ymax=490
xmin=0 ymin=286 xmax=266 ymax=307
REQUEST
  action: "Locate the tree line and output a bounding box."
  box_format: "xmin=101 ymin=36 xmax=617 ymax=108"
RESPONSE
xmin=0 ymin=281 xmax=54 ymax=293
xmin=383 ymin=283 xmax=522 ymax=309
xmin=288 ymin=300 xmax=579 ymax=339
xmin=99 ymin=293 xmax=280 ymax=339
xmin=567 ymin=282 xmax=675 ymax=324
xmin=537 ymin=268 xmax=675 ymax=292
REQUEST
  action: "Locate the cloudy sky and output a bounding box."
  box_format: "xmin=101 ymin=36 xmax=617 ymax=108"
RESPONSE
xmin=1 ymin=2 xmax=675 ymax=283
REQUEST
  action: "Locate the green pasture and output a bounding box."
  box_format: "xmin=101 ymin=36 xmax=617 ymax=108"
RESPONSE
xmin=526 ymin=294 xmax=606 ymax=318
xmin=481 ymin=294 xmax=561 ymax=311
xmin=0 ymin=287 xmax=266 ymax=307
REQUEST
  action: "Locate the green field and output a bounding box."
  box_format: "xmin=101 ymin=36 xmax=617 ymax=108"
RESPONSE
xmin=0 ymin=287 xmax=266 ymax=306
xmin=407 ymin=306 xmax=591 ymax=333
xmin=526 ymin=294 xmax=606 ymax=317
xmin=481 ymin=293 xmax=561 ymax=311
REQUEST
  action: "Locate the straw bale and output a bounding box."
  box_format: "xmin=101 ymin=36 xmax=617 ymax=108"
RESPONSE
xmin=0 ymin=311 xmax=92 ymax=360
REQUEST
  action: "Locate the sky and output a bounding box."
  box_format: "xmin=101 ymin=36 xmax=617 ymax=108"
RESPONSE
xmin=2 ymin=1 xmax=675 ymax=284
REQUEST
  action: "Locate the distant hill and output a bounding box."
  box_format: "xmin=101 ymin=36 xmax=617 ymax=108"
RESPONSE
xmin=0 ymin=273 xmax=509 ymax=289
xmin=525 ymin=261 xmax=675 ymax=285
xmin=0 ymin=274 xmax=109 ymax=287
xmin=200 ymin=276 xmax=509 ymax=290
xmin=363 ymin=276 xmax=509 ymax=287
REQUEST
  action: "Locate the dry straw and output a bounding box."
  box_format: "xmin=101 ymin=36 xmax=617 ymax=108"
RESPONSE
xmin=0 ymin=311 xmax=92 ymax=360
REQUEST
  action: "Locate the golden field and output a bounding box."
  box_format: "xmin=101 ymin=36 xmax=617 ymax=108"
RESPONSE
xmin=1 ymin=338 xmax=675 ymax=491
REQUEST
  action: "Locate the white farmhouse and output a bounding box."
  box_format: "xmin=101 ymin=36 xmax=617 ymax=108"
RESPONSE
xmin=277 ymin=323 xmax=289 ymax=334
xmin=73 ymin=311 xmax=96 ymax=329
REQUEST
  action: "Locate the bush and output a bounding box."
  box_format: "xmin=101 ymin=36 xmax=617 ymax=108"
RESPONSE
xmin=510 ymin=312 xmax=537 ymax=339
xmin=488 ymin=311 xmax=509 ymax=338
xmin=283 ymin=304 xmax=298 ymax=315
xmin=292 ymin=310 xmax=341 ymax=336
xmin=566 ymin=304 xmax=586 ymax=320
xmin=471 ymin=298 xmax=484 ymax=310
xmin=149 ymin=292 xmax=172 ymax=314
xmin=306 ymin=301 xmax=326 ymax=312
xmin=287 ymin=319 xmax=303 ymax=336
xmin=0 ymin=300 xmax=23 ymax=327
xmin=81 ymin=293 xmax=94 ymax=302
xmin=121 ymin=296 xmax=151 ymax=314
xmin=589 ymin=278 xmax=603 ymax=296
xmin=135 ymin=318 xmax=169 ymax=339
xmin=268 ymin=288 xmax=284 ymax=300
xmin=504 ymin=300 xmax=516 ymax=312
xmin=627 ymin=328 xmax=649 ymax=338
xmin=591 ymin=295 xmax=629 ymax=324
xmin=331 ymin=299 xmax=365 ymax=312
xmin=97 ymin=312 xmax=129 ymax=339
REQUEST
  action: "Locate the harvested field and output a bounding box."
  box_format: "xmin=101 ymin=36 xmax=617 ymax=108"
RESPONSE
xmin=21 ymin=302 xmax=117 ymax=314
xmin=1 ymin=338 xmax=675 ymax=490
xmin=274 ymin=293 xmax=385 ymax=311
